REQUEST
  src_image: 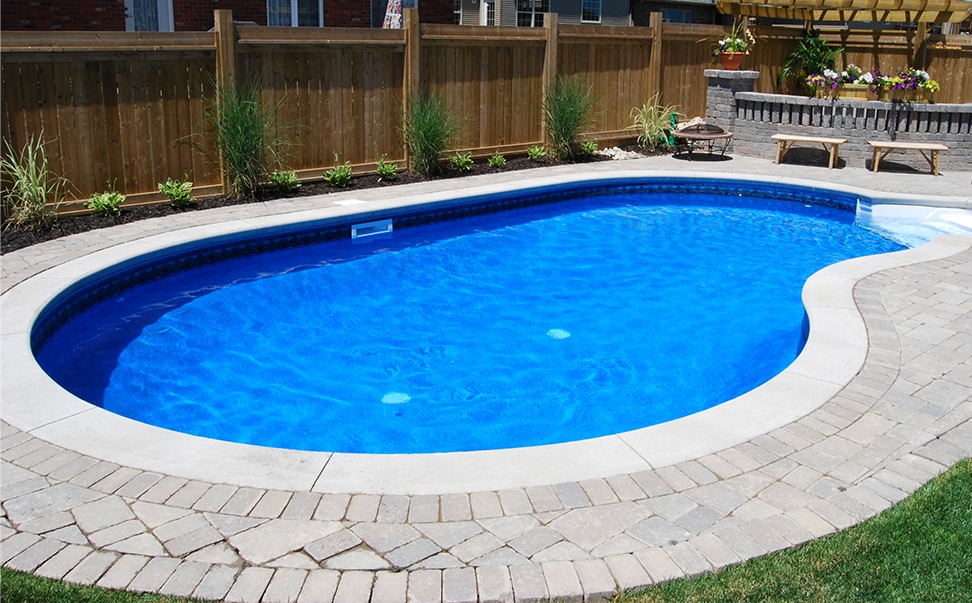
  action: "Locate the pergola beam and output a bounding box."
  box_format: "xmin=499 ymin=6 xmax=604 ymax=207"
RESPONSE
xmin=716 ymin=0 xmax=972 ymax=22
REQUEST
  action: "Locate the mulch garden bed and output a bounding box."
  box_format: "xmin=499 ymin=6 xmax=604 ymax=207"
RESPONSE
xmin=1 ymin=151 xmax=650 ymax=255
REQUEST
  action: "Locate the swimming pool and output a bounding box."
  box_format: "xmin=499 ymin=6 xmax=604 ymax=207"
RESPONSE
xmin=32 ymin=178 xmax=903 ymax=454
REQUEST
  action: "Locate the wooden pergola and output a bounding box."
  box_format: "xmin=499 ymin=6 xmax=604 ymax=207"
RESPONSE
xmin=716 ymin=0 xmax=972 ymax=23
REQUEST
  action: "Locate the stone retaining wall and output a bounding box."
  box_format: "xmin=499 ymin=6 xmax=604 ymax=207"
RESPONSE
xmin=704 ymin=69 xmax=972 ymax=173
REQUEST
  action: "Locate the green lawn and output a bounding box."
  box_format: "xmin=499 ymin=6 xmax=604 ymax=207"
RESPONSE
xmin=614 ymin=457 xmax=971 ymax=603
xmin=2 ymin=459 xmax=969 ymax=603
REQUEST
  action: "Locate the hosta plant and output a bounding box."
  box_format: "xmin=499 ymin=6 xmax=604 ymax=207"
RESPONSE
xmin=158 ymin=177 xmax=194 ymax=207
xmin=267 ymin=169 xmax=300 ymax=192
xmin=449 ymin=152 xmax=474 ymax=172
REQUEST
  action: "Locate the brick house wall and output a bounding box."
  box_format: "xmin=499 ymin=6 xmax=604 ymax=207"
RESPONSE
xmin=1 ymin=0 xmax=454 ymax=30
xmin=1 ymin=0 xmax=126 ymax=31
xmin=176 ymin=1 xmax=267 ymax=29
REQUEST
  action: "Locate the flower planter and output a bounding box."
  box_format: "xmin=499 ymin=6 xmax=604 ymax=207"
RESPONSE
xmin=718 ymin=52 xmax=745 ymax=70
xmin=840 ymin=83 xmax=870 ymax=100
xmin=878 ymin=88 xmax=934 ymax=103
xmin=814 ymin=84 xmax=838 ymax=99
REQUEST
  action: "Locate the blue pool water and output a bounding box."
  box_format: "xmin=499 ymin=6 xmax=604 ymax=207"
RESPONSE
xmin=35 ymin=182 xmax=904 ymax=453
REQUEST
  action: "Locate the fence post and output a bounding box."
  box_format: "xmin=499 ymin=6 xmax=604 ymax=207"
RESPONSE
xmin=403 ymin=8 xmax=420 ymax=170
xmin=214 ymin=9 xmax=237 ymax=196
xmin=649 ymin=12 xmax=663 ymax=102
xmin=542 ymin=12 xmax=559 ymax=150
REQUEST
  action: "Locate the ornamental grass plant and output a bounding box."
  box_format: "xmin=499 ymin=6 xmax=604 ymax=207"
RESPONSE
xmin=631 ymin=93 xmax=682 ymax=150
xmin=0 ymin=132 xmax=63 ymax=231
xmin=542 ymin=76 xmax=596 ymax=159
xmin=403 ymin=93 xmax=458 ymax=177
xmin=207 ymin=81 xmax=290 ymax=199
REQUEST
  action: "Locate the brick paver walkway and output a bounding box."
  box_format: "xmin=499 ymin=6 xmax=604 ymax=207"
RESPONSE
xmin=3 ymin=163 xmax=971 ymax=602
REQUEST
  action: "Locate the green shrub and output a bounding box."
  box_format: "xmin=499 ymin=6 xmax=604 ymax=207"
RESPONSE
xmin=376 ymin=155 xmax=398 ymax=182
xmin=158 ymin=177 xmax=194 ymax=207
xmin=208 ymin=81 xmax=288 ymax=199
xmin=542 ymin=76 xmax=596 ymax=159
xmin=631 ymin=93 xmax=682 ymax=150
xmin=527 ymin=146 xmax=547 ymax=161
xmin=403 ymin=93 xmax=458 ymax=176
xmin=87 ymin=186 xmax=124 ymax=217
xmin=268 ymin=169 xmax=300 ymax=192
xmin=0 ymin=133 xmax=63 ymax=230
xmin=580 ymin=140 xmax=599 ymax=156
xmin=323 ymin=156 xmax=353 ymax=187
xmin=488 ymin=152 xmax=506 ymax=167
xmin=449 ymin=151 xmax=474 ymax=172
xmin=776 ymin=29 xmax=843 ymax=94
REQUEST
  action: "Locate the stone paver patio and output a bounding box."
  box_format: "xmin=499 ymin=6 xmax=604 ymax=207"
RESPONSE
xmin=2 ymin=157 xmax=971 ymax=602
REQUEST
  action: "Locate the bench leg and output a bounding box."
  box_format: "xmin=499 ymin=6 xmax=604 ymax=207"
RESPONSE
xmin=934 ymin=151 xmax=940 ymax=176
xmin=827 ymin=144 xmax=838 ymax=169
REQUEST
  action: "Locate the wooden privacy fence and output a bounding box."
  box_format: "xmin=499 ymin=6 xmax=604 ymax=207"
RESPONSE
xmin=1 ymin=10 xmax=970 ymax=209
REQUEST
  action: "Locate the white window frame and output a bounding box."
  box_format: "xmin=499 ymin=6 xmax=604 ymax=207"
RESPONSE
xmin=480 ymin=0 xmax=496 ymax=26
xmin=269 ymin=0 xmax=325 ymax=27
xmin=581 ymin=0 xmax=602 ymax=24
xmin=125 ymin=0 xmax=174 ymax=32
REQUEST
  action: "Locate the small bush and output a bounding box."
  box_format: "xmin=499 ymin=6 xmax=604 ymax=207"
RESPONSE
xmin=527 ymin=146 xmax=547 ymax=161
xmin=632 ymin=93 xmax=682 ymax=150
xmin=403 ymin=93 xmax=458 ymax=177
xmin=449 ymin=151 xmax=474 ymax=172
xmin=323 ymin=156 xmax=353 ymax=187
xmin=488 ymin=152 xmax=506 ymax=167
xmin=376 ymin=155 xmax=398 ymax=182
xmin=268 ymin=169 xmax=300 ymax=192
xmin=543 ymin=76 xmax=596 ymax=159
xmin=87 ymin=186 xmax=124 ymax=217
xmin=0 ymin=133 xmax=63 ymax=230
xmin=158 ymin=177 xmax=194 ymax=207
xmin=580 ymin=140 xmax=599 ymax=156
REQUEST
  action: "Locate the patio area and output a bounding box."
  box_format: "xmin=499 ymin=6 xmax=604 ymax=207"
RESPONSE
xmin=2 ymin=156 xmax=971 ymax=602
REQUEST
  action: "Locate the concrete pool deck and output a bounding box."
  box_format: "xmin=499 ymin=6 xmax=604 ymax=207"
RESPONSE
xmin=2 ymin=156 xmax=971 ymax=602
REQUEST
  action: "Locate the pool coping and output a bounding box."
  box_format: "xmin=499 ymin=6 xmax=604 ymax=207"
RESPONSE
xmin=2 ymin=169 xmax=971 ymax=495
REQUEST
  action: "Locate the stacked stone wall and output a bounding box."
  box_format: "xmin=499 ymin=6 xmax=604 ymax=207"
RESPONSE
xmin=704 ymin=70 xmax=972 ymax=173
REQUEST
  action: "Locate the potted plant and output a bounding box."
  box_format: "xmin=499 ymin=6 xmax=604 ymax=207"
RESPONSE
xmin=839 ymin=64 xmax=871 ymax=99
xmin=806 ymin=69 xmax=842 ymax=99
xmin=776 ymin=29 xmax=843 ymax=95
xmin=712 ymin=19 xmax=754 ymax=70
xmin=875 ymin=68 xmax=940 ymax=103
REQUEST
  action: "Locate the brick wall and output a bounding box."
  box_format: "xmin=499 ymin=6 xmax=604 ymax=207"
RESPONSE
xmin=0 ymin=1 xmax=421 ymax=30
xmin=2 ymin=0 xmax=126 ymax=31
xmin=705 ymin=70 xmax=972 ymax=173
xmin=324 ymin=2 xmax=370 ymax=27
xmin=418 ymin=0 xmax=457 ymax=24
xmin=176 ymin=1 xmax=267 ymax=30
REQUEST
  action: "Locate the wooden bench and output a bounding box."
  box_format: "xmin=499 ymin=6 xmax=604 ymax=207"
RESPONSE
xmin=868 ymin=140 xmax=949 ymax=176
xmin=771 ymin=134 xmax=848 ymax=169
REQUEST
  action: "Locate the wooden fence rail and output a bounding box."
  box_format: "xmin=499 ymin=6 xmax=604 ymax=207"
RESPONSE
xmin=1 ymin=10 xmax=969 ymax=210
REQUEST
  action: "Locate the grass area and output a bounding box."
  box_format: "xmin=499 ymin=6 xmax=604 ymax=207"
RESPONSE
xmin=0 ymin=568 xmax=198 ymax=603
xmin=614 ymin=457 xmax=971 ymax=603
xmin=2 ymin=459 xmax=969 ymax=603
